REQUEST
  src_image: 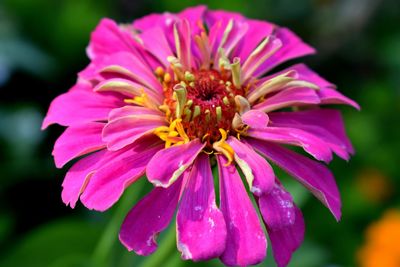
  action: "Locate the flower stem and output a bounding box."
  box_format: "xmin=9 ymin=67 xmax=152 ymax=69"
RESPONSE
xmin=91 ymin=179 xmax=145 ymax=267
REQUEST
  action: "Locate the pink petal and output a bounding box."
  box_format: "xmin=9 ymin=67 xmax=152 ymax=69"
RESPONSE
xmin=108 ymin=106 xmax=163 ymax=121
xmin=119 ymin=177 xmax=183 ymax=255
xmin=102 ymin=114 xmax=166 ymax=151
xmin=217 ymin=155 xmax=267 ymax=266
xmin=254 ymin=27 xmax=316 ymax=77
xmin=42 ymin=87 xmax=123 ymax=129
xmin=318 ymin=88 xmax=360 ymax=110
xmin=235 ymin=19 xmax=276 ymax=61
xmin=247 ymin=126 xmax=333 ymax=163
xmin=87 ymin=18 xmax=138 ymax=60
xmin=53 ymin=122 xmax=105 ymax=168
xmin=146 ymin=140 xmax=206 ymax=187
xmin=241 ymin=109 xmax=270 ymax=129
xmin=248 ymin=139 xmax=341 ymax=220
xmin=253 ymin=87 xmax=320 ymax=113
xmin=242 ymin=36 xmax=283 ymax=81
xmin=176 ymin=153 xmax=227 ymax=261
xmin=88 ymin=52 xmax=163 ymax=96
xmin=258 ymin=183 xmax=304 ymax=267
xmin=204 ymin=9 xmax=244 ymax=27
xmin=80 ymin=142 xmax=163 ymax=211
xmin=269 ymin=109 xmax=354 ymax=159
xmin=61 ymin=149 xmax=106 ymax=208
xmin=227 ymin=137 xmax=275 ymax=196
xmin=178 ymin=5 xmax=207 ymax=36
xmin=140 ymin=27 xmax=174 ymax=67
xmin=174 ymin=19 xmax=193 ymax=70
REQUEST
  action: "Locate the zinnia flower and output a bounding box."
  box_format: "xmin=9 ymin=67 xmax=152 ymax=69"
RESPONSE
xmin=43 ymin=5 xmax=359 ymax=267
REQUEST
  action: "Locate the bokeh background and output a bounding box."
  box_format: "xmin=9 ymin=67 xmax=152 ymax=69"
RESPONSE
xmin=1 ymin=0 xmax=399 ymax=266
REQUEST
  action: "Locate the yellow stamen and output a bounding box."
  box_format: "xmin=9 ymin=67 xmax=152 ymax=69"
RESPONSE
xmin=154 ymin=119 xmax=190 ymax=148
xmin=124 ymin=89 xmax=157 ymax=109
xmin=155 ymin=66 xmax=164 ymax=77
xmin=213 ymin=129 xmax=235 ymax=166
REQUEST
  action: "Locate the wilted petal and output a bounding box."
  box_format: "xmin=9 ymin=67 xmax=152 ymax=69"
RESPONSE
xmin=217 ymin=155 xmax=267 ymax=266
xmin=53 ymin=122 xmax=105 ymax=168
xmin=177 ymin=154 xmax=227 ymax=261
xmin=248 ymin=139 xmax=341 ymax=220
xmin=80 ymin=142 xmax=163 ymax=211
xmin=147 ymin=139 xmax=205 ymax=187
xmin=258 ymin=183 xmax=304 ymax=267
xmin=227 ymin=137 xmax=275 ymax=196
xmin=119 ymin=177 xmax=183 ymax=255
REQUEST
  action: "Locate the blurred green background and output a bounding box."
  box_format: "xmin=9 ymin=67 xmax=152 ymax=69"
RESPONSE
xmin=0 ymin=0 xmax=399 ymax=266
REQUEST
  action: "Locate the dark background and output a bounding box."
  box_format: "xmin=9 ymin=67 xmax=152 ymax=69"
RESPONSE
xmin=0 ymin=0 xmax=399 ymax=266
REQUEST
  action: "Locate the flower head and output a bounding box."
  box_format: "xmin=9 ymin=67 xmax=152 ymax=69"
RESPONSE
xmin=43 ymin=5 xmax=359 ymax=267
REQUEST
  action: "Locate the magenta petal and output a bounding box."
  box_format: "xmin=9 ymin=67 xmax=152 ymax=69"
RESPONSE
xmin=217 ymin=155 xmax=267 ymax=266
xmin=258 ymin=183 xmax=304 ymax=267
xmin=248 ymin=139 xmax=341 ymax=220
xmin=253 ymin=87 xmax=320 ymax=113
xmin=269 ymin=109 xmax=354 ymax=159
xmin=80 ymin=143 xmax=163 ymax=211
xmin=53 ymin=122 xmax=105 ymax=168
xmin=176 ymin=154 xmax=227 ymax=261
xmin=108 ymin=106 xmax=163 ymax=121
xmin=147 ymin=139 xmax=205 ymax=187
xmin=241 ymin=109 xmax=270 ymax=129
xmin=42 ymin=87 xmax=122 ymax=129
xmin=227 ymin=137 xmax=275 ymax=196
xmin=318 ymin=88 xmax=360 ymax=110
xmin=140 ymin=27 xmax=174 ymax=67
xmin=87 ymin=18 xmax=137 ymax=60
xmin=119 ymin=178 xmax=183 ymax=256
xmin=102 ymin=113 xmax=166 ymax=151
xmin=61 ymin=150 xmax=105 ymax=208
xmin=248 ymin=126 xmax=333 ymax=162
xmin=254 ymin=27 xmax=316 ymax=76
xmin=236 ymin=19 xmax=275 ymax=60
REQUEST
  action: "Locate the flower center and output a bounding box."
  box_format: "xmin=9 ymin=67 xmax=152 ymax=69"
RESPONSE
xmin=158 ymin=68 xmax=245 ymax=146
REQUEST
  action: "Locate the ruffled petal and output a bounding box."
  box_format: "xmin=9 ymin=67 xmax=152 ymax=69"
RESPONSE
xmin=248 ymin=139 xmax=341 ymax=220
xmin=269 ymin=109 xmax=354 ymax=159
xmin=247 ymin=125 xmax=333 ymax=163
xmin=217 ymin=155 xmax=267 ymax=266
xmin=227 ymin=137 xmax=275 ymax=196
xmin=80 ymin=140 xmax=163 ymax=211
xmin=253 ymin=87 xmax=320 ymax=113
xmin=258 ymin=183 xmax=304 ymax=267
xmin=42 ymin=85 xmax=123 ymax=129
xmin=147 ymin=139 xmax=206 ymax=187
xmin=176 ymin=153 xmax=227 ymax=261
xmin=61 ymin=150 xmax=106 ymax=208
xmin=119 ymin=177 xmax=183 ymax=255
xmin=52 ymin=122 xmax=105 ymax=168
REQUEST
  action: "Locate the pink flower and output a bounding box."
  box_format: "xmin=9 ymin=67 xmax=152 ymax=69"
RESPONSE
xmin=43 ymin=6 xmax=359 ymax=267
